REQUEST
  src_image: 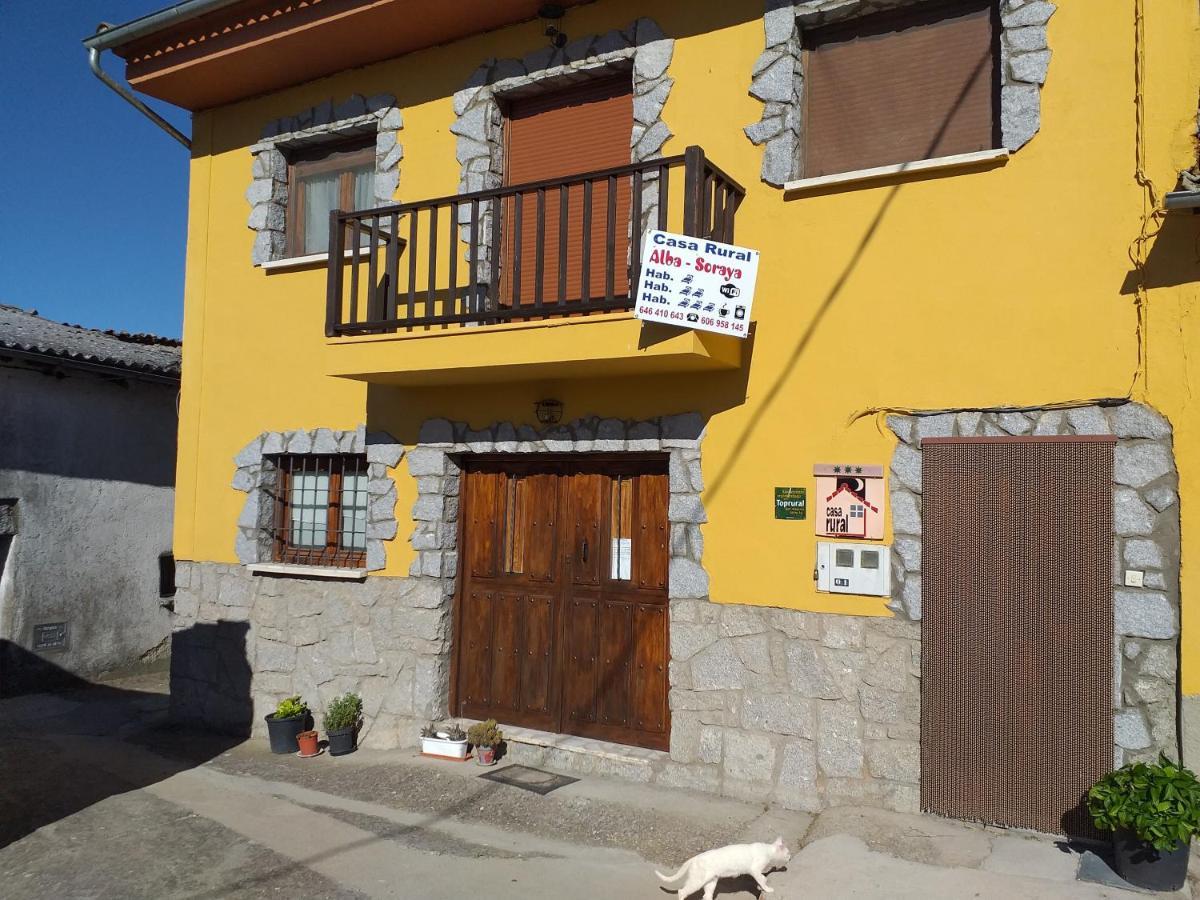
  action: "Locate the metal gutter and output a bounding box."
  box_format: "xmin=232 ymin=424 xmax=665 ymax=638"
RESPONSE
xmin=87 ymin=44 xmax=190 ymax=149
xmin=1164 ymin=190 xmax=1200 ymax=211
xmin=82 ymin=0 xmax=245 ymax=51
xmin=83 ymin=1 xmax=248 ymax=149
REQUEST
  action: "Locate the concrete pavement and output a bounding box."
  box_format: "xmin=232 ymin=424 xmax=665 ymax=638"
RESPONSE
xmin=0 ymin=673 xmax=1194 ymax=899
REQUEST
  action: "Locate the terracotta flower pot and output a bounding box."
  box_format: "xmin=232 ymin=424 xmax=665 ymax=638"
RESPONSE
xmin=475 ymin=746 xmax=497 ymax=766
xmin=297 ymin=730 xmax=320 ymax=757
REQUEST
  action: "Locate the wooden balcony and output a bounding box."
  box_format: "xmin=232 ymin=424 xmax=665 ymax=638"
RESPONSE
xmin=325 ymin=146 xmax=744 ymax=337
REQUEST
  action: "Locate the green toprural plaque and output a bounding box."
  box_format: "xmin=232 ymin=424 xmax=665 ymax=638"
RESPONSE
xmin=774 ymin=487 xmax=807 ymax=520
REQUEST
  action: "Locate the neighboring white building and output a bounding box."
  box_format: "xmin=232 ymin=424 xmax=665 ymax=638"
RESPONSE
xmin=0 ymin=304 xmax=180 ymax=695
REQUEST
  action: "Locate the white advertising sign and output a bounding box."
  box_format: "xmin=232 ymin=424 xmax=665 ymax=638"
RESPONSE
xmin=633 ymin=230 xmax=759 ymax=338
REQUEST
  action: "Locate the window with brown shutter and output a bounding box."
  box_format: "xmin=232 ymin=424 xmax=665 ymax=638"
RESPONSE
xmin=802 ymin=0 xmax=999 ymax=178
xmin=501 ymin=74 xmax=634 ymax=305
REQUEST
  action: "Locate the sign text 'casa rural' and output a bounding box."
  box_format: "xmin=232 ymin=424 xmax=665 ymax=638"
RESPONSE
xmin=634 ymin=230 xmax=759 ymax=338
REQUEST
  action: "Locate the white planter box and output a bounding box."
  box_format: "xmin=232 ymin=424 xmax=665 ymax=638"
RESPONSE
xmin=421 ymin=734 xmax=469 ymax=760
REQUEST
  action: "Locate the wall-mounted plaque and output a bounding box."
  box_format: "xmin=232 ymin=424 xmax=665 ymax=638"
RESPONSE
xmin=774 ymin=487 xmax=807 ymax=520
xmin=814 ymin=463 xmax=885 ymax=540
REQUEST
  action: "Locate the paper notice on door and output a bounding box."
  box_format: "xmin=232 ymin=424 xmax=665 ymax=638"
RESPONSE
xmin=611 ymin=538 xmax=632 ymax=580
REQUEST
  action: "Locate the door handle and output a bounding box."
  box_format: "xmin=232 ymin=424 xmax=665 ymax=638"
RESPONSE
xmin=581 ymin=538 xmax=589 ymax=563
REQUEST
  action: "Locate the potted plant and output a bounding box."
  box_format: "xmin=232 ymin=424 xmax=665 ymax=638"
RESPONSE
xmin=265 ymin=695 xmax=309 ymax=754
xmin=420 ymin=721 xmax=469 ymax=760
xmin=297 ymin=729 xmax=320 ymax=757
xmin=1087 ymin=754 xmax=1200 ymax=891
xmin=467 ymin=718 xmax=503 ymax=766
xmin=324 ymin=692 xmax=363 ymax=756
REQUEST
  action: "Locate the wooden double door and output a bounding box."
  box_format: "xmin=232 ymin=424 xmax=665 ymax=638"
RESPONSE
xmin=452 ymin=457 xmax=670 ymax=750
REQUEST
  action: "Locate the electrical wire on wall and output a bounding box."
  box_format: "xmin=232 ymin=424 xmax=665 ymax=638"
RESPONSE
xmin=855 ymin=1 xmax=1167 ymax=430
xmin=1129 ymin=0 xmax=1165 ymax=398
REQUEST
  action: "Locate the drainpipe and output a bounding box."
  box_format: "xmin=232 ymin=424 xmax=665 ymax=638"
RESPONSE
xmin=87 ymin=35 xmax=190 ymax=150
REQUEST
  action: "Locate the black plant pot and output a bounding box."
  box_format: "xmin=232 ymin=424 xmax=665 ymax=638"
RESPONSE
xmin=327 ymin=725 xmax=357 ymax=756
xmin=265 ymin=712 xmax=308 ymax=754
xmin=1113 ymin=830 xmax=1191 ymax=892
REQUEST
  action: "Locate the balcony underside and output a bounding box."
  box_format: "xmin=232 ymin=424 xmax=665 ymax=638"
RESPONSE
xmin=324 ymin=313 xmax=742 ymax=386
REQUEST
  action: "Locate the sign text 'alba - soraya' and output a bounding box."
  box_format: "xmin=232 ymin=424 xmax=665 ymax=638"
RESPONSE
xmin=633 ymin=230 xmax=760 ymax=338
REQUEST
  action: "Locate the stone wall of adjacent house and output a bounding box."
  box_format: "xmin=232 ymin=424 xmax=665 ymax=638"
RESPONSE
xmin=170 ymin=561 xmax=449 ymax=746
xmin=747 ymin=0 xmax=1055 ymax=185
xmin=884 ymin=402 xmax=1181 ymax=767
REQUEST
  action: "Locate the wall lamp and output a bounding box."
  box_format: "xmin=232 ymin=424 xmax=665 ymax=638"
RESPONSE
xmin=538 ymin=3 xmax=568 ymax=49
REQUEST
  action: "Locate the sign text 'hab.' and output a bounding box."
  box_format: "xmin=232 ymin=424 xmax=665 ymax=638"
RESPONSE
xmin=814 ymin=464 xmax=885 ymax=540
xmin=634 ymin=230 xmax=759 ymax=338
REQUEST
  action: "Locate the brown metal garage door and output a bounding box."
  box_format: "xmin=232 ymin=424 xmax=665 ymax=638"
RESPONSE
xmin=921 ymin=436 xmax=1114 ymax=836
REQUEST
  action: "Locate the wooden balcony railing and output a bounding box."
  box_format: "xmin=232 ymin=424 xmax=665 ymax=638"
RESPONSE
xmin=325 ymin=146 xmax=744 ymax=335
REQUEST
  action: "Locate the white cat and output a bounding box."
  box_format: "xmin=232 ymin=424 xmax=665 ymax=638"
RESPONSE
xmin=655 ymin=837 xmax=791 ymax=899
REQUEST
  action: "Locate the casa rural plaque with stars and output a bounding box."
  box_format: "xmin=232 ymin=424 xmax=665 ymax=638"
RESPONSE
xmin=634 ymin=230 xmax=760 ymax=338
xmin=813 ymin=463 xmax=885 ymax=540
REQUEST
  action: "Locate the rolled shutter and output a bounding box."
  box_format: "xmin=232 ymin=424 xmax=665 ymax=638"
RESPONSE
xmin=503 ymin=75 xmax=634 ymax=305
xmin=803 ymin=0 xmax=997 ymax=178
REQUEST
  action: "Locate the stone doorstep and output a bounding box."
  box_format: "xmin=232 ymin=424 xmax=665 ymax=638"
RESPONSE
xmin=459 ymin=718 xmax=667 ymax=771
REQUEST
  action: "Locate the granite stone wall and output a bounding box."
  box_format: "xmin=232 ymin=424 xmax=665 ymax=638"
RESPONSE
xmin=747 ymin=0 xmax=1055 ymax=185
xmin=885 ymin=401 xmax=1181 ymax=766
xmin=664 ymin=603 xmax=920 ymax=812
xmin=172 ymin=401 xmax=1176 ymax=810
xmin=170 ymin=562 xmax=450 ymax=747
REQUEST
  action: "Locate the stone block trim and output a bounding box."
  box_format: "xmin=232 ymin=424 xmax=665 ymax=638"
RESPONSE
xmin=452 ymin=19 xmax=673 ymax=289
xmin=247 ymin=94 xmax=403 ymax=265
xmin=747 ymin=0 xmax=1055 ymax=186
xmin=886 ymin=402 xmax=1180 ymax=766
xmin=170 ymin=561 xmax=449 ymax=749
xmin=406 ymin=413 xmax=705 ymax=584
xmin=231 ymin=426 xmax=404 ymax=572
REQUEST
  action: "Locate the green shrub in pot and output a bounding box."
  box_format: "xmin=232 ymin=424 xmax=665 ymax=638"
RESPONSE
xmin=324 ymin=692 xmax=363 ymax=756
xmin=1087 ymin=754 xmax=1200 ymax=891
xmin=467 ymin=718 xmax=503 ymax=766
xmin=264 ymin=695 xmax=310 ymax=754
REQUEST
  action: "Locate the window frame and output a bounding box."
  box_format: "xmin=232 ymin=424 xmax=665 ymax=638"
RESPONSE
xmin=285 ymin=139 xmax=377 ymax=259
xmin=270 ymin=454 xmax=369 ymax=569
xmin=799 ymin=0 xmax=1002 ymax=180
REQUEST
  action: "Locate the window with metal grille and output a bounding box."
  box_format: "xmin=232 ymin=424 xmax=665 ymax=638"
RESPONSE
xmin=268 ymin=455 xmax=368 ymax=567
xmin=802 ymin=0 xmax=999 ymax=178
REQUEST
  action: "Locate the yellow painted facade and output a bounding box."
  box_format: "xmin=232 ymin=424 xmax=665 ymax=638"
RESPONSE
xmin=175 ymin=1 xmax=1199 ymax=691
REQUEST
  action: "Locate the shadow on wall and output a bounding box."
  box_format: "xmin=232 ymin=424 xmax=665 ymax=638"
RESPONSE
xmin=169 ymin=620 xmax=254 ymax=737
xmin=1120 ymin=211 xmax=1200 ymax=294
xmin=0 ymin=623 xmax=251 ymax=849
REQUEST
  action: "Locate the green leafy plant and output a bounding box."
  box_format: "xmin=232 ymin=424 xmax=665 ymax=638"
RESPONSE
xmin=467 ymin=718 xmax=503 ymax=749
xmin=420 ymin=721 xmax=438 ymax=739
xmin=1088 ymin=754 xmax=1200 ymax=851
xmin=444 ymin=722 xmax=467 ymax=742
xmin=324 ymin=692 xmax=363 ymax=731
xmin=273 ymin=695 xmax=308 ymax=720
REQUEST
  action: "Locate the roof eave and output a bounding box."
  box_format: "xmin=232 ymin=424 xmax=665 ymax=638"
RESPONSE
xmin=82 ymin=0 xmax=244 ymax=53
